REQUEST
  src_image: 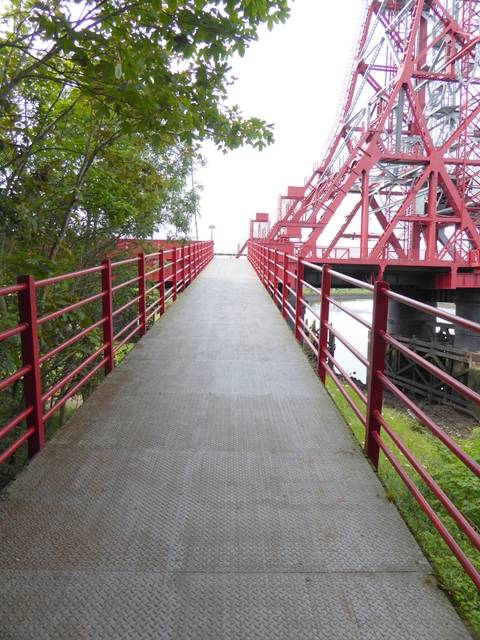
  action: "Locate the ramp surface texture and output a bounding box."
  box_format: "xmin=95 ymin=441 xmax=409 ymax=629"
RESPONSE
xmin=0 ymin=259 xmax=470 ymax=639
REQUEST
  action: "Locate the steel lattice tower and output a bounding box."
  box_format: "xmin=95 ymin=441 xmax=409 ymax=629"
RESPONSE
xmin=261 ymin=0 xmax=480 ymax=280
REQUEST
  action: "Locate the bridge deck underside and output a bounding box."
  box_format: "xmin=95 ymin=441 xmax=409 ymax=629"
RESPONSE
xmin=0 ymin=259 xmax=470 ymax=639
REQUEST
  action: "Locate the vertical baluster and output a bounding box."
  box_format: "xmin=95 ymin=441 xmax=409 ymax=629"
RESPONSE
xmin=365 ymin=280 xmax=389 ymax=469
xmin=101 ymin=260 xmax=114 ymax=374
xmin=159 ymin=250 xmax=165 ymax=315
xmin=17 ymin=275 xmax=44 ymax=458
xmin=138 ymin=252 xmax=146 ymax=336
xmin=294 ymin=258 xmax=304 ymax=343
xmin=318 ymin=265 xmax=331 ymax=383
xmin=172 ymin=248 xmax=177 ymax=301
xmin=282 ymin=253 xmax=288 ymax=319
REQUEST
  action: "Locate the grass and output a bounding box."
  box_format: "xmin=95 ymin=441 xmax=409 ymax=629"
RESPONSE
xmin=114 ymin=341 xmax=136 ymax=366
xmin=325 ymin=377 xmax=480 ymax=634
xmin=303 ymin=286 xmax=373 ymax=299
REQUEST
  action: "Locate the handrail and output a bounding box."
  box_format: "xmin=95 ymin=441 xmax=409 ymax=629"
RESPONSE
xmin=247 ymin=239 xmax=480 ymax=590
xmin=0 ymin=240 xmax=214 ymax=470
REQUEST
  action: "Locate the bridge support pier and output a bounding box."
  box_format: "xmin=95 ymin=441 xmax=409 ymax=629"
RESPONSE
xmin=386 ymin=289 xmax=480 ymax=418
xmin=453 ymin=291 xmax=480 ymax=352
xmin=453 ymin=291 xmax=480 ymax=418
xmin=387 ymin=294 xmax=437 ymax=341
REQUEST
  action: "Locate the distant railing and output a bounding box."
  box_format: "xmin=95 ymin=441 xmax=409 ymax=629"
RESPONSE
xmin=248 ymin=240 xmax=480 ymax=590
xmin=0 ymin=241 xmax=214 ymax=466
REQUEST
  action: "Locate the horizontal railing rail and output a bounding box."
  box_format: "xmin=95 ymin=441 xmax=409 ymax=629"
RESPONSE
xmin=0 ymin=241 xmax=214 ymax=469
xmin=248 ymin=240 xmax=480 ymax=590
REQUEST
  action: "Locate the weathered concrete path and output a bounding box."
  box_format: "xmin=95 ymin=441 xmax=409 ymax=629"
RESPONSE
xmin=0 ymin=258 xmax=470 ymax=639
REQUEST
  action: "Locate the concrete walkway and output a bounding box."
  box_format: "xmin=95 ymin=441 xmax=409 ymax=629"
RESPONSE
xmin=0 ymin=258 xmax=470 ymax=639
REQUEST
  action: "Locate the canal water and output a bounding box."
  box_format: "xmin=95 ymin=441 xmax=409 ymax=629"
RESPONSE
xmin=304 ymin=295 xmax=455 ymax=384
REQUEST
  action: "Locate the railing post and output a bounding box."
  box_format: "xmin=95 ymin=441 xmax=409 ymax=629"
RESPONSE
xmin=268 ymin=248 xmax=272 ymax=290
xmin=265 ymin=247 xmax=271 ymax=294
xmin=101 ymin=260 xmax=114 ymax=375
xmin=318 ymin=265 xmax=331 ymax=383
xmin=138 ymin=252 xmax=147 ymax=336
xmin=17 ymin=275 xmax=44 ymax=458
xmin=270 ymin=248 xmax=274 ymax=294
xmin=265 ymin=247 xmax=269 ymax=288
xmin=159 ymin=250 xmax=165 ymax=315
xmin=272 ymin=250 xmax=278 ymax=299
xmin=365 ymin=280 xmax=390 ymax=470
xmin=262 ymin=247 xmax=267 ymax=287
xmin=294 ymin=257 xmax=304 ymax=342
xmin=180 ymin=246 xmax=185 ymax=291
xmin=282 ymin=252 xmax=288 ymax=319
xmin=172 ymin=248 xmax=177 ymax=301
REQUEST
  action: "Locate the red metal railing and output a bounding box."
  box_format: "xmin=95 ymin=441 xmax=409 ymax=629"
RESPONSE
xmin=249 ymin=240 xmax=480 ymax=590
xmin=0 ymin=241 xmax=213 ymax=466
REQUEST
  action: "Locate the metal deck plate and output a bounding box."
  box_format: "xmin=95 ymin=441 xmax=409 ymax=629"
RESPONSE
xmin=0 ymin=258 xmax=471 ymax=639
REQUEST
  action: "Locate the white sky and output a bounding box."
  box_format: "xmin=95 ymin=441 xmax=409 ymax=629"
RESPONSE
xmin=194 ymin=0 xmax=364 ymax=253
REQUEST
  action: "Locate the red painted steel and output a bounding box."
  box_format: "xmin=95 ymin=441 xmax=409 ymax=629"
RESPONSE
xmin=365 ymin=281 xmax=390 ymax=469
xmin=180 ymin=246 xmax=186 ymax=292
xmin=102 ymin=260 xmax=114 ymax=375
xmin=282 ymin=252 xmax=289 ymax=320
xmin=40 ymin=317 xmax=108 ymax=366
xmin=251 ymin=1 xmax=480 ymax=288
xmin=373 ymin=428 xmax=480 ymax=591
xmin=138 ymin=253 xmax=147 ymax=337
xmin=35 ymin=265 xmax=104 ymax=287
xmin=172 ymin=248 xmax=178 ymax=302
xmin=0 ymin=241 xmax=214 ymax=466
xmin=159 ymin=250 xmax=165 ymax=315
xmin=17 ymin=275 xmax=44 ymax=459
xmin=318 ymin=265 xmax=331 ymax=383
xmin=249 ymin=243 xmax=480 ymax=589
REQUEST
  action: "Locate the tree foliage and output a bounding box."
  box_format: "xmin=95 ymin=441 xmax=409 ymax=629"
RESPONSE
xmin=0 ymin=0 xmax=290 ymax=279
xmin=0 ymin=0 xmax=291 ymax=482
xmin=0 ymin=0 xmax=288 ymax=147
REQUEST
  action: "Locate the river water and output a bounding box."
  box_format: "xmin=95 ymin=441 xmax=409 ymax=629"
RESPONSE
xmin=304 ymin=296 xmax=455 ymax=384
xmin=304 ymin=296 xmax=372 ymax=383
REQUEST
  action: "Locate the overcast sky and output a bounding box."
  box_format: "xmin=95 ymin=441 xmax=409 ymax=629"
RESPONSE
xmin=194 ymin=0 xmax=365 ymax=253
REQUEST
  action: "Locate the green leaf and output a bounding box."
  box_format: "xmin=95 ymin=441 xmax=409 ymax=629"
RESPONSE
xmin=115 ymin=63 xmax=122 ymax=79
xmin=120 ymin=121 xmax=134 ymax=135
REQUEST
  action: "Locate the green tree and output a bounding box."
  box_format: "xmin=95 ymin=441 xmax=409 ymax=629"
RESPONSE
xmin=0 ymin=0 xmax=288 ymax=149
xmin=0 ymin=0 xmax=290 ymax=276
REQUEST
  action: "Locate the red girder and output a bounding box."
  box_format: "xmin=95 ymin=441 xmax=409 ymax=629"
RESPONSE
xmin=254 ymin=0 xmax=480 ymax=284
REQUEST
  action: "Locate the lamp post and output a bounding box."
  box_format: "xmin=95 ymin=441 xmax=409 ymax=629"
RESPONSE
xmin=208 ymin=224 xmax=215 ymax=241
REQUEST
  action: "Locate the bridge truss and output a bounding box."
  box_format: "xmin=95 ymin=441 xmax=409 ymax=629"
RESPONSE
xmin=257 ymin=0 xmax=480 ymax=281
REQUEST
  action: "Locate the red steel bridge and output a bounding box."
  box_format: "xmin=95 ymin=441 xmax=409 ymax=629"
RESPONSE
xmin=249 ymin=0 xmax=480 ymax=291
xmin=1 ymin=252 xmax=480 ymax=638
xmin=0 ymin=234 xmax=480 ymax=640
xmin=2 ymin=1 xmax=480 ymax=636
